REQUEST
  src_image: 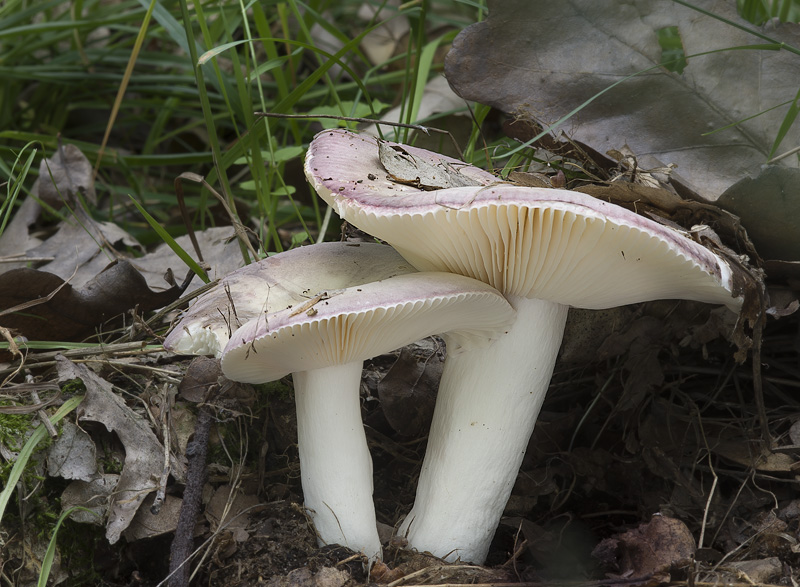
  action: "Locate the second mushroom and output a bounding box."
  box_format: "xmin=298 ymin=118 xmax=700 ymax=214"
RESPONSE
xmin=166 ymin=242 xmax=514 ymax=561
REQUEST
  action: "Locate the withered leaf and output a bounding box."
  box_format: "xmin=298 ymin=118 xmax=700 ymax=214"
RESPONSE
xmin=37 ymin=143 xmax=96 ymax=207
xmin=178 ymin=356 xmax=222 ymax=403
xmin=507 ymin=170 xmax=553 ymax=188
xmin=123 ymin=493 xmax=182 ymax=540
xmin=592 ymin=515 xmax=696 ymax=584
xmin=378 ymin=140 xmax=482 ymax=190
xmin=717 ymin=166 xmax=800 ymax=262
xmin=0 ymin=259 xmax=190 ymax=341
xmin=46 ymin=420 xmax=98 ymax=481
xmin=711 ymin=440 xmax=797 ymax=472
xmin=56 ymin=357 xmax=186 ymax=544
xmin=445 ymin=1 xmax=800 ymax=200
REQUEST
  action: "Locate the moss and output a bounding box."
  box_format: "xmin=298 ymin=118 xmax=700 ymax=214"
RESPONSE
xmin=0 ymin=408 xmax=35 ymax=449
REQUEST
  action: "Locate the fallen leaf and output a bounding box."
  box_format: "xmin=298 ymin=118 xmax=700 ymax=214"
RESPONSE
xmin=711 ymin=440 xmax=797 ymax=472
xmin=133 ymin=226 xmax=245 ymax=294
xmin=266 ymin=566 xmax=350 ymax=587
xmin=592 ymin=515 xmax=696 ymax=584
xmin=725 ymin=557 xmax=782 ymax=584
xmin=46 ymin=420 xmax=98 ymax=481
xmin=378 ymin=140 xmax=482 ymax=190
xmin=25 ymin=212 xmax=142 ymax=288
xmin=205 ymin=483 xmax=262 ymax=534
xmin=36 ymin=143 xmax=96 ymax=207
xmin=0 ymin=197 xmax=43 ymax=270
xmin=359 ymin=1 xmax=408 ymax=66
xmin=60 ymin=474 xmax=119 ymax=525
xmin=445 ymin=0 xmax=800 ymax=200
xmin=178 ymin=356 xmax=221 ymax=403
xmin=123 ymin=493 xmax=182 ymax=540
xmin=0 ymin=259 xmax=189 ymax=341
xmin=56 ymin=356 xmax=185 ymax=543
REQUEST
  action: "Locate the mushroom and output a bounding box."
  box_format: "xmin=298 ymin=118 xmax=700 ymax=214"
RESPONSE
xmin=304 ymin=129 xmax=744 ymax=563
xmin=220 ymin=270 xmax=515 ymax=561
xmin=165 ymin=242 xmax=515 ymax=560
xmin=164 ymin=243 xmax=419 ymax=559
xmin=164 ymin=242 xmax=415 ymax=357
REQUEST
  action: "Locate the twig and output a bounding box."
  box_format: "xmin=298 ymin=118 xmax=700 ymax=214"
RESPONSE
xmin=24 ymin=374 xmax=58 ymax=438
xmin=151 ymin=384 xmax=172 ymax=515
xmin=168 ymin=405 xmax=213 ymax=587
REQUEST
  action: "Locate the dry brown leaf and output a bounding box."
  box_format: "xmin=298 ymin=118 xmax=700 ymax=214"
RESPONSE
xmin=711 ymin=440 xmax=797 ymax=472
xmin=46 ymin=420 xmax=98 ymax=481
xmin=266 ymin=566 xmax=350 ymax=587
xmin=56 ymin=356 xmax=185 ymax=543
xmin=359 ymin=1 xmax=408 ymax=66
xmin=133 ymin=226 xmax=245 ymax=294
xmin=0 ymin=197 xmax=43 ymax=270
xmin=123 ymin=493 xmax=183 ymax=540
xmin=60 ymin=474 xmax=119 ymax=525
xmin=725 ymin=557 xmax=782 ymax=584
xmin=0 ymin=259 xmax=189 ymax=341
xmin=205 ymin=483 xmax=262 ymax=534
xmin=378 ymin=140 xmax=481 ymax=190
xmin=592 ymin=515 xmax=696 ymax=585
xmin=36 ymin=143 xmax=96 ymax=207
xmin=177 ymin=356 xmax=221 ymax=403
xmin=26 ymin=213 xmax=142 ymax=287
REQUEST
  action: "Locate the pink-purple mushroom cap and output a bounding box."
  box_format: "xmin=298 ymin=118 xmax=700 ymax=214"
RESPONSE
xmin=164 ymin=242 xmax=415 ymax=358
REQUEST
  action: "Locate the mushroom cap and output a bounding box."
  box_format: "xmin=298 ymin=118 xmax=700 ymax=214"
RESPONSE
xmin=305 ymin=129 xmax=742 ymax=312
xmin=164 ymin=242 xmax=416 ymax=357
xmin=220 ymin=272 xmax=516 ymax=384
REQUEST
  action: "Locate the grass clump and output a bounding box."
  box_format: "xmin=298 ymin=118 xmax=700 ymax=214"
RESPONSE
xmin=0 ymin=0 xmax=484 ymax=257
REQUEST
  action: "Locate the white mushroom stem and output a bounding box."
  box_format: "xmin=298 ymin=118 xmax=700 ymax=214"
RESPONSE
xmin=399 ymin=296 xmax=569 ymax=564
xmin=294 ymin=363 xmax=382 ymax=561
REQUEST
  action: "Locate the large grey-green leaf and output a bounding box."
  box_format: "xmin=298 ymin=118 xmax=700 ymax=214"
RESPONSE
xmin=717 ymin=166 xmax=800 ymax=260
xmin=445 ymin=0 xmax=800 ymax=201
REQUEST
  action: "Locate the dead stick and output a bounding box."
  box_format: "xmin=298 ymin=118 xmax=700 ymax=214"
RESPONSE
xmin=168 ymin=406 xmax=212 ymax=587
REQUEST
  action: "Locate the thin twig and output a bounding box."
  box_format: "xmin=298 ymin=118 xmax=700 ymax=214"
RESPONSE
xmin=151 ymin=383 xmax=172 ymax=515
xmin=168 ymin=405 xmax=213 ymax=587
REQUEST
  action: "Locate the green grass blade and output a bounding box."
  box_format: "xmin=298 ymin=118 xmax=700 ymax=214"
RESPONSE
xmin=407 ymin=34 xmax=450 ymax=126
xmin=769 ymin=85 xmax=800 ymax=158
xmin=128 ymin=195 xmax=210 ymax=283
xmin=0 ymin=395 xmax=83 ymax=524
xmin=38 ymin=506 xmax=100 ymax=587
xmin=492 ymin=43 xmax=791 ymax=161
xmin=1 ymin=141 xmax=37 ymax=237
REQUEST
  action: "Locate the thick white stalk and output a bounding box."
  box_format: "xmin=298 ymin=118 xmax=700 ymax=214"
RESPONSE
xmin=399 ymin=296 xmax=569 ymax=563
xmin=294 ymin=364 xmax=382 ymax=561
